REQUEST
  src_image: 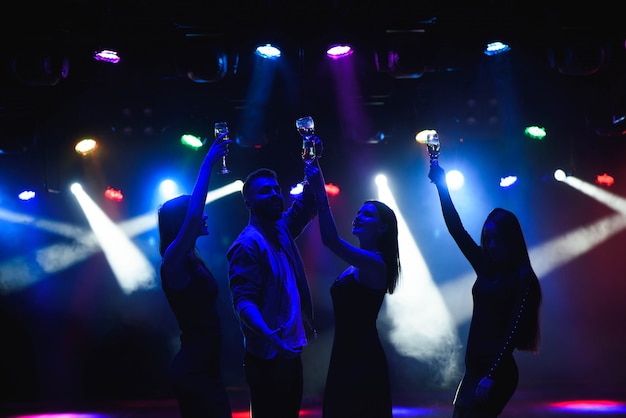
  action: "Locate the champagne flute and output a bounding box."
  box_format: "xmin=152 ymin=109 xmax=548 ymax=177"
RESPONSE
xmin=415 ymin=129 xmax=440 ymax=165
xmin=214 ymin=122 xmax=230 ymax=174
xmin=296 ymin=116 xmax=316 ymax=164
xmin=296 ymin=116 xmax=315 ymax=186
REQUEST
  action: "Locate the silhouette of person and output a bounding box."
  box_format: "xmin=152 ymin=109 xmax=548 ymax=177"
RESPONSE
xmin=157 ymin=133 xmax=233 ymax=418
xmin=227 ymin=160 xmax=319 ymax=418
xmin=307 ymin=159 xmax=400 ymax=418
xmin=428 ymin=162 xmax=542 ymax=418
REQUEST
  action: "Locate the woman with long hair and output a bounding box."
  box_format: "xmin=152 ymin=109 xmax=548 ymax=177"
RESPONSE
xmin=307 ymin=160 xmax=401 ymax=418
xmin=157 ymin=133 xmax=232 ymax=418
xmin=428 ymin=162 xmax=542 ymax=418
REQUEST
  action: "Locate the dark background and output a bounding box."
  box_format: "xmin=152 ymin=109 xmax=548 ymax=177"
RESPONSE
xmin=1 ymin=0 xmax=625 ymax=409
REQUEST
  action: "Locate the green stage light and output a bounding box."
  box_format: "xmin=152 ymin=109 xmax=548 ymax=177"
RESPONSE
xmin=181 ymin=134 xmax=204 ymax=149
xmin=525 ymin=125 xmax=547 ymax=140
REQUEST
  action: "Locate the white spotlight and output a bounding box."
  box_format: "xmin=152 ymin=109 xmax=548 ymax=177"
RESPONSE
xmin=446 ymin=170 xmax=465 ymax=190
xmin=375 ymin=175 xmax=462 ymax=386
xmin=554 ymin=169 xmax=567 ymax=181
xmin=72 ymin=185 xmax=157 ymax=294
xmin=206 ymin=180 xmax=243 ymax=204
xmin=500 ymin=175 xmax=518 ymax=188
xmin=159 ymin=179 xmax=179 ymax=202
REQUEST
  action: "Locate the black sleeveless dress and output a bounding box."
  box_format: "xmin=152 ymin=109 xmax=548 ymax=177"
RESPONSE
xmin=322 ymin=273 xmax=392 ymax=418
xmin=161 ymin=256 xmax=232 ymax=418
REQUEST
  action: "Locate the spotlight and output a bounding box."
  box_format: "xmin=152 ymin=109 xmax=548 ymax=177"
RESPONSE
xmin=104 ymin=187 xmax=124 ymax=202
xmin=75 ymin=138 xmax=97 ymax=155
xmin=325 ymin=183 xmax=340 ymax=196
xmin=255 ymin=44 xmax=282 ymax=59
xmin=500 ymin=175 xmax=518 ymax=188
xmin=290 ymin=182 xmax=304 ymax=196
xmin=524 ymin=125 xmax=547 ymax=140
xmin=484 ymin=41 xmax=511 ymax=56
xmin=159 ymin=179 xmax=179 ymax=202
xmin=446 ymin=170 xmax=464 ymax=190
xmin=326 ymin=44 xmax=353 ymax=59
xmin=596 ymin=173 xmax=615 ymax=187
xmin=554 ymin=169 xmax=567 ymax=181
xmin=180 ymin=133 xmax=205 ymax=149
xmin=93 ymin=49 xmax=121 ymax=64
xmin=18 ymin=190 xmax=36 ymax=201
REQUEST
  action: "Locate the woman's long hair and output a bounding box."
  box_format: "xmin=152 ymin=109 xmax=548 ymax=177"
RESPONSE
xmin=367 ymin=200 xmax=401 ymax=294
xmin=158 ymin=194 xmax=191 ymax=257
xmin=481 ymin=207 xmax=542 ymax=352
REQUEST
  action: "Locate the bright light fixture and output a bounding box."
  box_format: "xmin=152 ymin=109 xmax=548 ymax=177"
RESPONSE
xmin=326 ymin=44 xmax=353 ymax=59
xmin=75 ymin=138 xmax=97 ymax=155
xmin=255 ymin=44 xmax=281 ymax=59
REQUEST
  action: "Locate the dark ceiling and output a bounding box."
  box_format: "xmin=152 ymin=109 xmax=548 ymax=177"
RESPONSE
xmin=1 ymin=0 xmax=625 ymax=181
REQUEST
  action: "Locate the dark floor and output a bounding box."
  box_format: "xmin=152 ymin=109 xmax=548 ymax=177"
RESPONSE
xmin=2 ymin=387 xmax=626 ymax=418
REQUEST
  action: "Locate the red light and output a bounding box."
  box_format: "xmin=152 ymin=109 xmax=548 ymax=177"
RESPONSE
xmin=596 ymin=173 xmax=615 ymax=186
xmin=325 ymin=183 xmax=340 ymax=196
xmin=105 ymin=187 xmax=124 ymax=202
xmin=548 ymin=399 xmax=626 ymax=413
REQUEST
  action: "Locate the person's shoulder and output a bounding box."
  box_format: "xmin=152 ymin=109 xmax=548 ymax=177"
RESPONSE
xmin=228 ymin=225 xmax=264 ymax=250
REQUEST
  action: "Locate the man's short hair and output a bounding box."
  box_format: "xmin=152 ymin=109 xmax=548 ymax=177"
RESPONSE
xmin=242 ymin=168 xmax=278 ymax=200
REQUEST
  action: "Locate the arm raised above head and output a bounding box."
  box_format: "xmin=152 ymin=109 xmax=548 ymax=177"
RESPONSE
xmin=306 ymin=160 xmax=386 ymax=281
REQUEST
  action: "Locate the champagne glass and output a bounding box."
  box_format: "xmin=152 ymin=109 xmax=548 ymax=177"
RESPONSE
xmin=296 ymin=116 xmax=315 ymax=186
xmin=415 ymin=129 xmax=440 ymax=165
xmin=296 ymin=116 xmax=316 ymax=164
xmin=214 ymin=122 xmax=230 ymax=174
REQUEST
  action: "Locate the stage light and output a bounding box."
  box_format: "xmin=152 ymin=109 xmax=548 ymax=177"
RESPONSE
xmin=0 ymin=181 xmax=244 ymax=295
xmin=75 ymin=138 xmax=97 ymax=155
xmin=548 ymin=399 xmax=626 ymax=414
xmin=93 ymin=48 xmax=121 ymax=64
xmin=554 ymin=169 xmax=567 ymax=181
xmin=596 ymin=173 xmax=615 ymax=187
xmin=159 ymin=179 xmax=179 ymax=202
xmin=326 ymin=44 xmax=353 ymax=59
xmin=446 ymin=169 xmax=464 ymax=190
xmin=325 ymin=183 xmax=340 ymax=196
xmin=484 ymin=41 xmax=511 ymax=56
xmin=524 ymin=125 xmax=547 ymax=140
xmin=500 ymin=175 xmax=518 ymax=188
xmin=255 ymin=44 xmax=281 ymax=59
xmin=104 ymin=187 xmax=124 ymax=202
xmin=289 ymin=183 xmax=303 ymax=196
xmin=18 ymin=190 xmax=36 ymax=201
xmin=205 ymin=180 xmax=243 ymax=204
xmin=181 ymin=133 xmax=204 ymax=149
xmin=289 ymin=182 xmax=338 ymax=197
xmin=375 ymin=173 xmax=461 ymax=386
xmin=71 ymin=183 xmax=156 ymax=294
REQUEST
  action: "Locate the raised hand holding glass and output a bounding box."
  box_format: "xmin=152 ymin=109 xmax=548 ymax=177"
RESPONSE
xmin=214 ymin=122 xmax=230 ymax=174
xmin=296 ymin=116 xmax=316 ymax=165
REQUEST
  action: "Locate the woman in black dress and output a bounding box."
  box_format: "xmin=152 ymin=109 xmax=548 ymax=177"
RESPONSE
xmin=157 ymin=133 xmax=233 ymax=418
xmin=307 ymin=161 xmax=401 ymax=418
xmin=428 ymin=162 xmax=542 ymax=418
